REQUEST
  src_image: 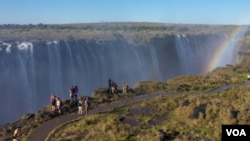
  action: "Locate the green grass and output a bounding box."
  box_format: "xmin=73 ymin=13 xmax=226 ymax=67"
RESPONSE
xmin=46 ymin=85 xmax=250 ymax=141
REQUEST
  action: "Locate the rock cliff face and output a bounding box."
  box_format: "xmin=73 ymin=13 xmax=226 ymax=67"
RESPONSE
xmin=0 ymin=34 xmax=237 ymax=125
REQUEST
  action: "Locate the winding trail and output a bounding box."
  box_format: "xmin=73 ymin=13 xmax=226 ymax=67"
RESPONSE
xmin=27 ymin=83 xmax=250 ymax=141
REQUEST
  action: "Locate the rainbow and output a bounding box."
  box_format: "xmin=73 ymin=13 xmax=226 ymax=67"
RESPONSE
xmin=206 ymin=25 xmax=248 ymax=72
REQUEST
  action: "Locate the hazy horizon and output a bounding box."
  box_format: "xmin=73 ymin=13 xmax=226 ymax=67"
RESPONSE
xmin=1 ymin=0 xmax=250 ymax=25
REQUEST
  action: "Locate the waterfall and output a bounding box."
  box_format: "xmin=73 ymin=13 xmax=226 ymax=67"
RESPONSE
xmin=149 ymin=46 xmax=162 ymax=80
xmin=0 ymin=35 xmax=238 ymax=125
xmin=174 ymin=34 xmax=225 ymax=74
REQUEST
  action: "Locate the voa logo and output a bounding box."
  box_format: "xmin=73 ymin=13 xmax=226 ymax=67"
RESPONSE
xmin=226 ymin=129 xmax=246 ymax=136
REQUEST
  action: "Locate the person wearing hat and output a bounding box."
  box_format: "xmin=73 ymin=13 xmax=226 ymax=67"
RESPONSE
xmin=12 ymin=126 xmax=21 ymax=141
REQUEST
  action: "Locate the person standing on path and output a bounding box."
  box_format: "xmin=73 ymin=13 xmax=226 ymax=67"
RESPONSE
xmin=70 ymin=86 xmax=75 ymax=102
xmin=50 ymin=93 xmax=56 ymax=111
xmin=55 ymin=96 xmax=62 ymax=114
xmin=12 ymin=126 xmax=21 ymax=141
xmin=84 ymin=97 xmax=90 ymax=115
xmin=69 ymin=89 xmax=74 ymax=103
xmin=74 ymin=85 xmax=78 ymax=101
xmin=122 ymin=82 xmax=129 ymax=94
xmin=78 ymin=97 xmax=84 ymax=116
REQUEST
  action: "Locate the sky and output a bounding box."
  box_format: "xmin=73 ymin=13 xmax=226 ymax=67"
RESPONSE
xmin=0 ymin=0 xmax=250 ymax=25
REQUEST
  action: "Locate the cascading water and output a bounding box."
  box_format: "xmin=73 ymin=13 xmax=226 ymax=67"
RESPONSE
xmin=0 ymin=34 xmax=239 ymax=125
xmin=174 ymin=34 xmax=221 ymax=74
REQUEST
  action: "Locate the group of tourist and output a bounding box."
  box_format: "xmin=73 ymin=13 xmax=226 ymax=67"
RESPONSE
xmin=49 ymin=93 xmax=63 ymax=114
xmin=108 ymin=78 xmax=129 ymax=94
xmin=77 ymin=96 xmax=90 ymax=116
xmin=49 ymin=85 xmax=90 ymax=116
xmin=48 ymin=79 xmax=129 ymax=116
xmin=14 ymin=80 xmax=129 ymax=140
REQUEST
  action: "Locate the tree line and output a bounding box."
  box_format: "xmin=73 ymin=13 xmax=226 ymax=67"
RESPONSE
xmin=0 ymin=23 xmax=190 ymax=32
